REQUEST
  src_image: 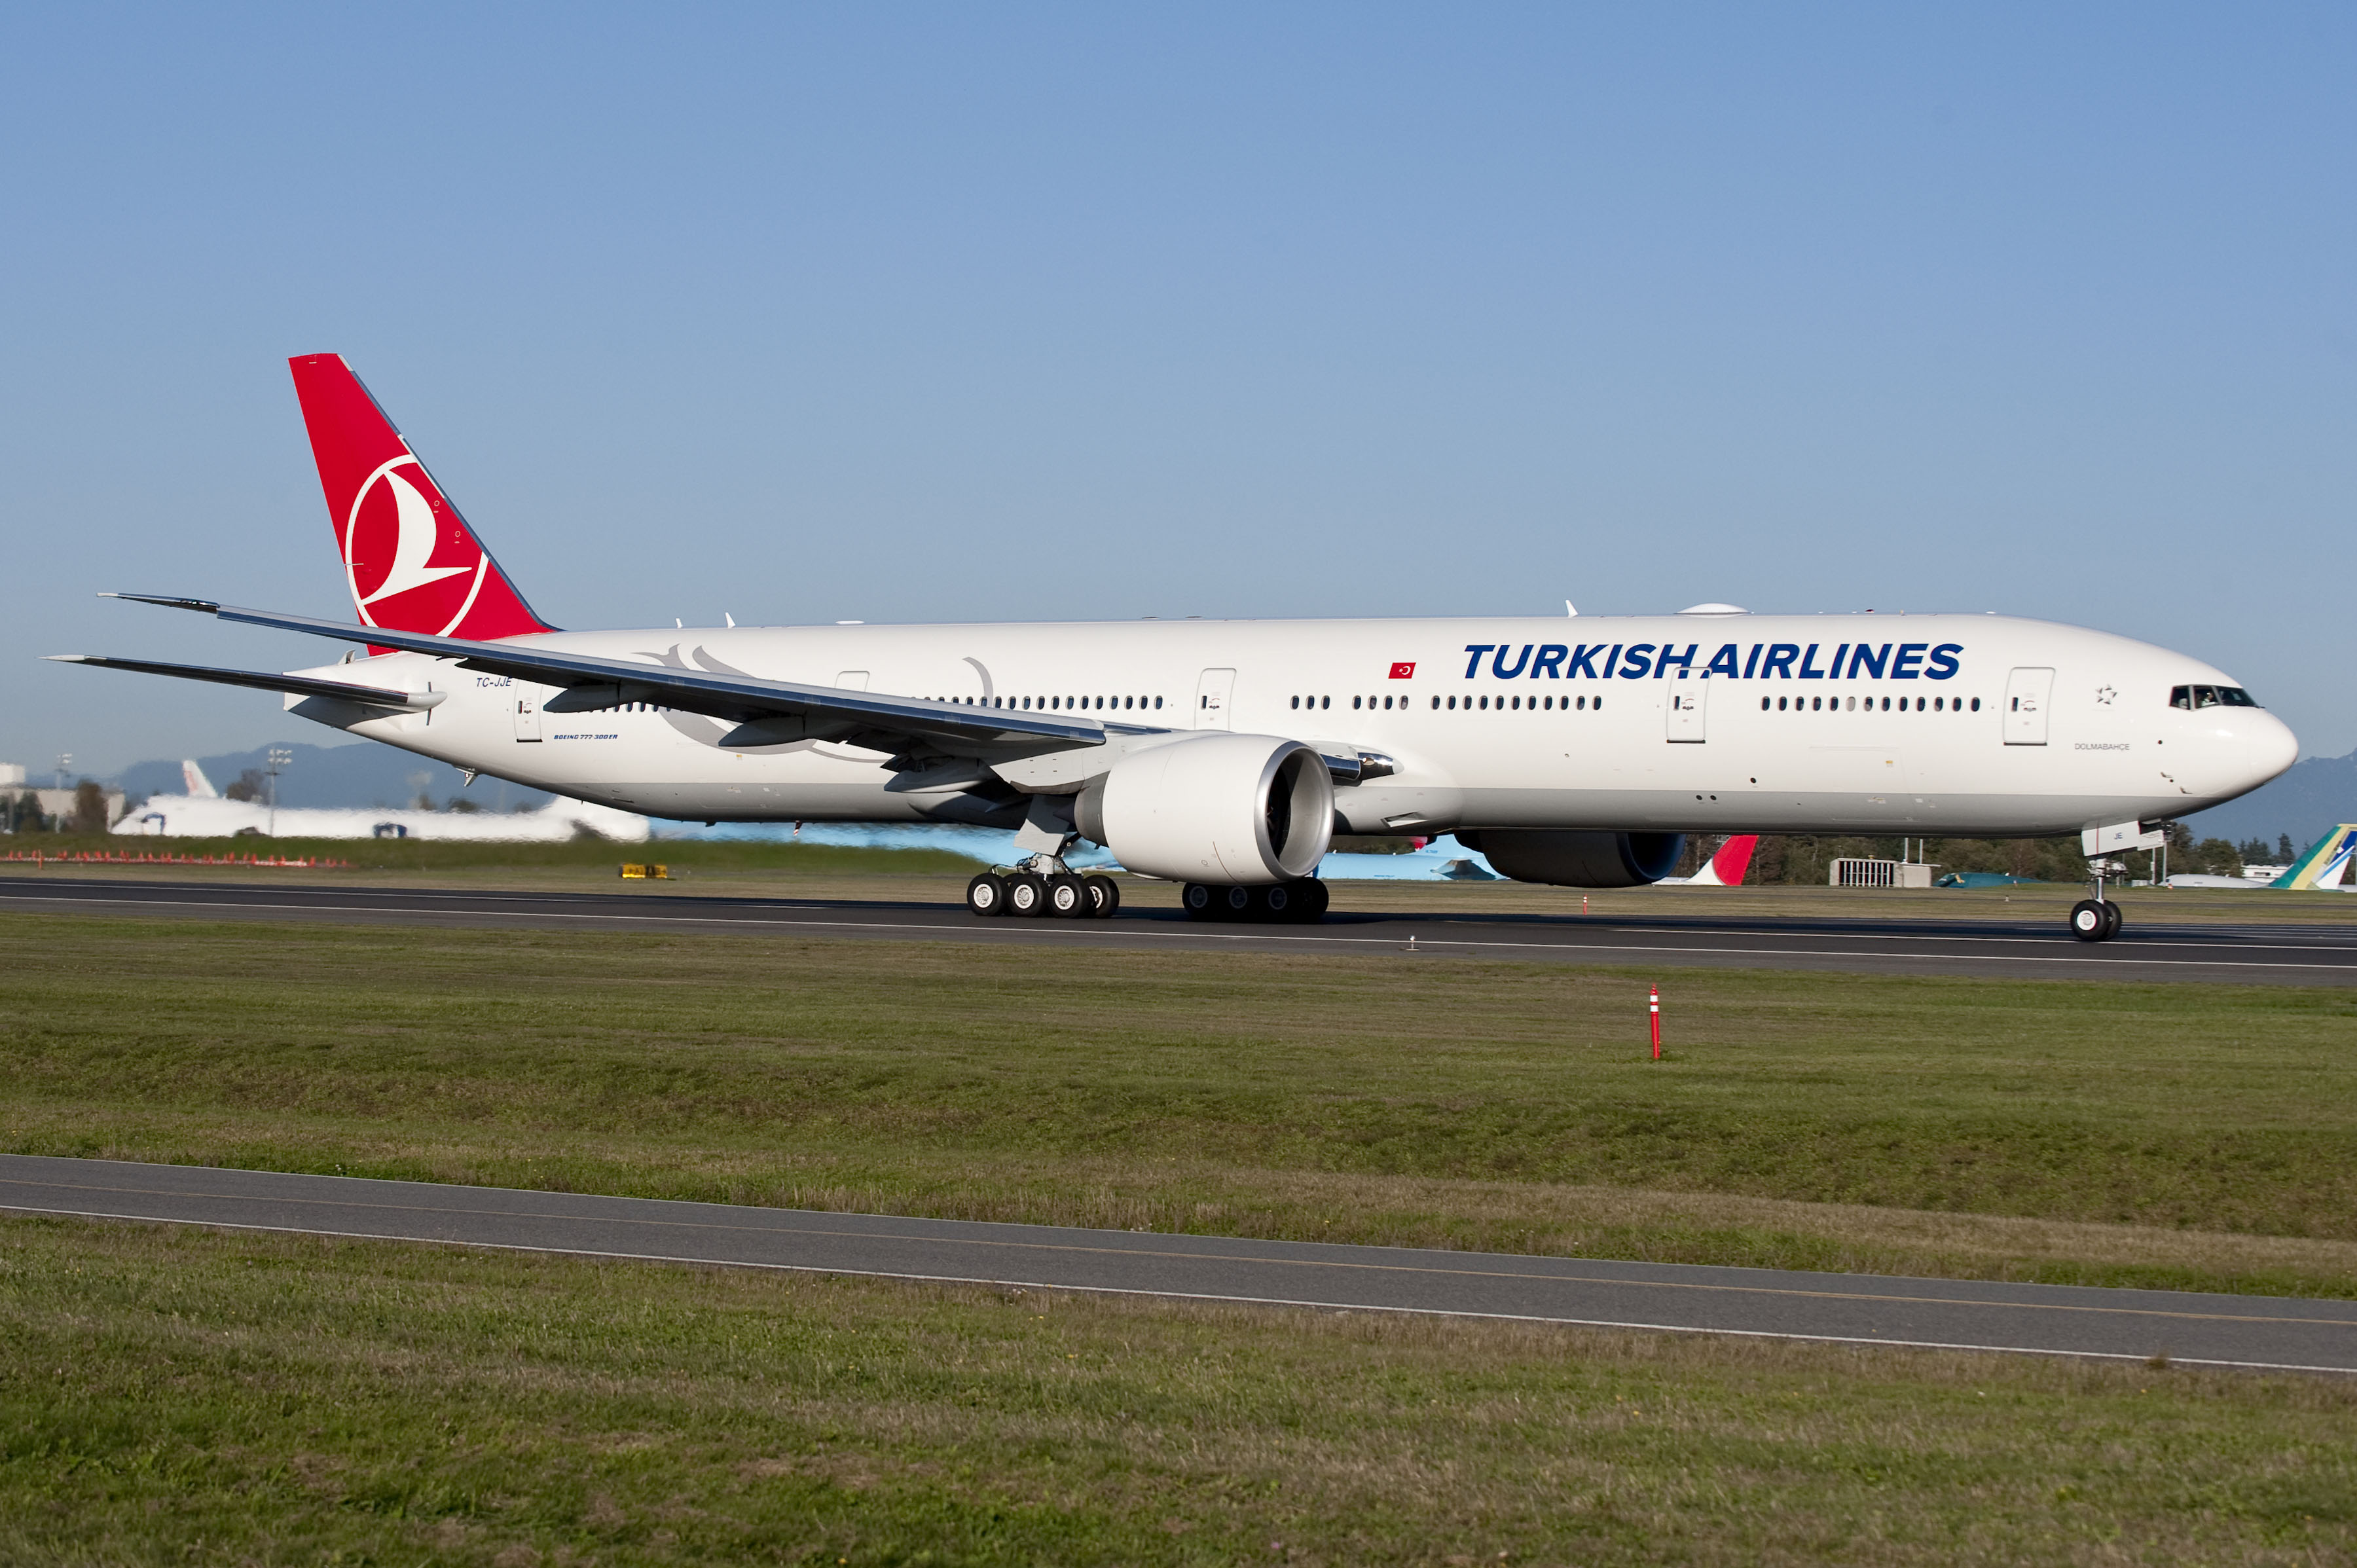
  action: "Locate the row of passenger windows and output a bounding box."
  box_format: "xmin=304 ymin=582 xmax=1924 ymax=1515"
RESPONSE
xmin=923 ymin=695 xmax=1163 ymax=712
xmin=1291 ymin=693 xmax=1608 ymax=712
xmin=1766 ymin=694 xmax=1977 ymax=712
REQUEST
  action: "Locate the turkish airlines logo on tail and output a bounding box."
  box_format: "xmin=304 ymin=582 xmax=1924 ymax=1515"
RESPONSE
xmin=343 ymin=456 xmax=489 ymax=635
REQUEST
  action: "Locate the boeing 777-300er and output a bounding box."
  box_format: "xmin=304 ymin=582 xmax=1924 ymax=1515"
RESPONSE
xmin=52 ymin=355 xmax=2299 ymax=939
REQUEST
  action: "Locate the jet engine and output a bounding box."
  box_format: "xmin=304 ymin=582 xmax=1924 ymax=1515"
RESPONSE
xmin=1455 ymin=829 xmax=1687 ymax=888
xmin=1076 ymin=733 xmax=1334 ymax=884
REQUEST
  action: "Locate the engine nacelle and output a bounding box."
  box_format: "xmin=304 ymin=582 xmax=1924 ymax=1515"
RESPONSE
xmin=1076 ymin=733 xmax=1334 ymax=884
xmin=1456 ymin=830 xmax=1686 ymax=888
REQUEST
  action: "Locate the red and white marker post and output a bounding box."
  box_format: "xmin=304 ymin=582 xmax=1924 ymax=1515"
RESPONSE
xmin=1649 ymin=983 xmax=1662 ymax=1060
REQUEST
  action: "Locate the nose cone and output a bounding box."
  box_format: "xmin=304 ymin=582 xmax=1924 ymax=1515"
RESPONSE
xmin=2235 ymin=711 xmax=2301 ymax=795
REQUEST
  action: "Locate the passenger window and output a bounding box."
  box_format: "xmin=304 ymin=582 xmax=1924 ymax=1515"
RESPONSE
xmin=1290 ymin=695 xmax=1300 ymax=710
xmin=1971 ymin=697 xmax=1980 ymax=711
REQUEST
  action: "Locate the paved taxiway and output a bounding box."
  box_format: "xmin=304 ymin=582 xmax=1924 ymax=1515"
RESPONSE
xmin=5 ymin=873 xmax=2355 ymax=981
xmin=4 ymin=1155 xmax=2350 ymax=1374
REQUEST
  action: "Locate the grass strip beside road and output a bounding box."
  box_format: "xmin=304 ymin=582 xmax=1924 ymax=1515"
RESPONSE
xmin=3 ymin=1215 xmax=2353 ymax=1567
xmin=3 ymin=916 xmax=2355 ymax=1298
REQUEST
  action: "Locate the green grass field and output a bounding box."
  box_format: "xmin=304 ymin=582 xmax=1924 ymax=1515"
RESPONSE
xmin=5 ymin=915 xmax=2356 ymax=1295
xmin=7 ymin=911 xmax=2356 ymax=1560
xmin=5 ymin=1216 xmax=2353 ymax=1566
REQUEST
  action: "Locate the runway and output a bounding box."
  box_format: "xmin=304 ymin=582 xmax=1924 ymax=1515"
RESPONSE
xmin=6 ymin=873 xmax=2357 ymax=981
xmin=3 ymin=1155 xmax=2350 ymax=1374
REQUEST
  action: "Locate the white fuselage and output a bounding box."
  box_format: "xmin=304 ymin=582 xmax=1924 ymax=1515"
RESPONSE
xmin=291 ymin=612 xmax=2297 ymax=839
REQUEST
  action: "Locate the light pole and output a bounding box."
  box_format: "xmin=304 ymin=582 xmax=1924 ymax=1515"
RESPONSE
xmin=266 ymin=748 xmax=292 ymax=837
xmin=54 ymin=753 xmax=71 ymax=790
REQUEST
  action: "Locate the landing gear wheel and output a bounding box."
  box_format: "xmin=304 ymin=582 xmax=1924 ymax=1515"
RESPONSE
xmin=1084 ymin=874 xmax=1121 ymax=919
xmin=2102 ymin=901 xmax=2124 ymax=939
xmin=2068 ymin=900 xmax=2110 ymax=942
xmin=1263 ymin=883 xmax=1297 ymax=921
xmin=1300 ymin=879 xmax=1330 ymax=921
xmin=965 ymin=872 xmax=1008 ymax=918
xmin=1222 ymin=885 xmax=1257 ymax=921
xmin=1182 ymin=882 xmax=1216 ymax=920
xmin=1006 ymin=873 xmax=1048 ymax=917
xmin=1046 ymin=873 xmax=1089 ymax=919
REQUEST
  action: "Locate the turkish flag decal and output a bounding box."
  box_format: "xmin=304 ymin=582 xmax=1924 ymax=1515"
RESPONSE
xmin=1389 ymin=661 xmax=1416 ymax=680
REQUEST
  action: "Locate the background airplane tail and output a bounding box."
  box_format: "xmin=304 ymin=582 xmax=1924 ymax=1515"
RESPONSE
xmin=2269 ymin=826 xmax=2357 ymax=890
xmin=1686 ymin=834 xmax=1758 ymax=886
xmin=288 ymin=354 xmax=551 ymax=642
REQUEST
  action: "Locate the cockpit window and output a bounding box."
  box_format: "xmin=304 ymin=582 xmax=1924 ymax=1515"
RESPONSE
xmin=2170 ymin=684 xmax=2260 ymax=710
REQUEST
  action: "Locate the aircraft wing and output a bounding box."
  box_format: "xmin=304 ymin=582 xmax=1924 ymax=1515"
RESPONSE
xmin=91 ymin=595 xmax=1138 ymax=757
xmin=45 ymin=654 xmax=448 ymax=712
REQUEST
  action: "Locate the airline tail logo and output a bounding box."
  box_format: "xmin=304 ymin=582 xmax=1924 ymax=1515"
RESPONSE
xmin=290 ymin=354 xmax=551 ymax=643
xmin=345 ymin=457 xmax=483 ymax=629
xmin=2272 ymin=826 xmax=2357 ymax=890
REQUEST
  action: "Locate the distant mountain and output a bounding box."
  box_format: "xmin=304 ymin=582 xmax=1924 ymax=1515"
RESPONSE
xmin=115 ymin=742 xmax=555 ymax=814
xmin=2184 ymin=748 xmax=2357 ymax=852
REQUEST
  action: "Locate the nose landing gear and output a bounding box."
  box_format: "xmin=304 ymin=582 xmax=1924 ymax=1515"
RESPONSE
xmin=2068 ymin=858 xmax=2128 ymax=942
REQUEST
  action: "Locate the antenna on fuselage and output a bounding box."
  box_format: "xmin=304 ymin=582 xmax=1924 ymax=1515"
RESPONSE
xmin=1565 ymin=600 xmax=1579 ymax=617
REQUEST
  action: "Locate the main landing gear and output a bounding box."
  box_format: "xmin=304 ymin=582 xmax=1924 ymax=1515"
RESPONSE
xmin=966 ymin=863 xmax=1122 ymax=921
xmin=2068 ymin=857 xmax=2126 ymax=943
xmin=1180 ymin=879 xmax=1330 ymax=924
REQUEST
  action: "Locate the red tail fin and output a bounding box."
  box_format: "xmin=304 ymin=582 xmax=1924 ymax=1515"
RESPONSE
xmin=289 ymin=354 xmax=551 ymax=640
xmin=1708 ymin=834 xmax=1758 ymax=886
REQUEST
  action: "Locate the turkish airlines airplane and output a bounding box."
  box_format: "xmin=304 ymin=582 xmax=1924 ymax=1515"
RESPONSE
xmin=55 ymin=355 xmax=2297 ymax=939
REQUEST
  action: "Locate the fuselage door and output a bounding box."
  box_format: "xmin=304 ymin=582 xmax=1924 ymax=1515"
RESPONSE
xmin=513 ymin=691 xmax=542 ymax=742
xmin=1666 ymin=685 xmax=1706 ymax=742
xmin=1194 ymin=668 xmax=1235 ymax=730
xmin=2003 ymin=667 xmax=2054 ymax=745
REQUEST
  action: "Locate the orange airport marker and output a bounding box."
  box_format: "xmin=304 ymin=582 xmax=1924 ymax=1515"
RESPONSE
xmin=1649 ymin=984 xmax=1661 ymax=1060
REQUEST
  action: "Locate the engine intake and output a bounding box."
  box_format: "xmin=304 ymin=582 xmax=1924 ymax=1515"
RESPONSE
xmin=1077 ymin=734 xmax=1335 ymax=884
xmin=1457 ymin=830 xmax=1686 ymax=888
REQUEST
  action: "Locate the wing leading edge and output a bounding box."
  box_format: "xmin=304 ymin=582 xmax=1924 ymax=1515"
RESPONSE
xmin=84 ymin=594 xmax=1144 ymax=757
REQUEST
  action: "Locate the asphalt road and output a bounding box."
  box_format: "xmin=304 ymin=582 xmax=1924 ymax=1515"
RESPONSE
xmin=5 ymin=873 xmax=2356 ymax=981
xmin=3 ymin=1155 xmax=2350 ymax=1374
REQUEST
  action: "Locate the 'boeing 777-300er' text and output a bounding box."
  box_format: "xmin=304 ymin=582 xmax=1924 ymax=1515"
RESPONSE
xmin=54 ymin=355 xmax=2298 ymax=939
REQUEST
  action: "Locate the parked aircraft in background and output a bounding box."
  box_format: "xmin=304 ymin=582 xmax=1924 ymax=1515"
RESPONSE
xmin=1658 ymin=834 xmax=1758 ymax=886
xmin=53 ymin=356 xmax=2298 ymax=938
xmin=2168 ymin=826 xmax=2356 ymax=890
xmin=121 ymin=760 xmax=649 ymax=843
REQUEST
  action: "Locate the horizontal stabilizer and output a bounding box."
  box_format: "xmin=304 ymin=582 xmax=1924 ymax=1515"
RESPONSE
xmin=45 ymin=655 xmax=446 ymax=712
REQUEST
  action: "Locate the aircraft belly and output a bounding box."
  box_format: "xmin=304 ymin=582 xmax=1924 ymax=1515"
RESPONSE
xmin=1452 ymin=786 xmax=2183 ymax=837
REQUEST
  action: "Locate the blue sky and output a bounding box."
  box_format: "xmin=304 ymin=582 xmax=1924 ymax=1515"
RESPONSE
xmin=5 ymin=3 xmax=2351 ymax=775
